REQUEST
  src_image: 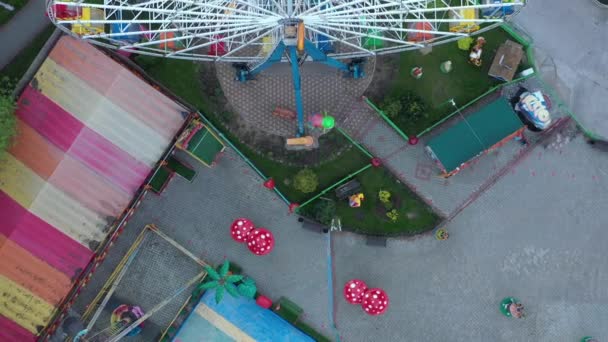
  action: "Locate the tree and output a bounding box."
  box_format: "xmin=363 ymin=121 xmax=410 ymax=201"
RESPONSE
xmin=198 ymin=260 xmax=243 ymax=304
xmin=0 ymin=94 xmax=16 ymax=156
xmin=293 ymin=169 xmax=318 ymax=194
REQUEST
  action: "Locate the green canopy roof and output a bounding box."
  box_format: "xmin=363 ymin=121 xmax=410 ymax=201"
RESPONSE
xmin=426 ymin=97 xmax=522 ymax=172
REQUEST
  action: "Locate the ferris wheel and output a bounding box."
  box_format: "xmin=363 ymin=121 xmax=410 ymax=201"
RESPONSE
xmin=46 ymin=0 xmax=525 ymax=63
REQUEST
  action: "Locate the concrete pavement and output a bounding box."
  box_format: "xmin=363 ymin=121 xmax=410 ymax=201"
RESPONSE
xmin=333 ymin=126 xmax=608 ymax=341
xmin=0 ymin=0 xmax=50 ymax=69
xmin=513 ymin=0 xmax=608 ymax=139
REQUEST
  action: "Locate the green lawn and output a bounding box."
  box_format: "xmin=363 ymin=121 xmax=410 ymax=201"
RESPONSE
xmin=382 ymin=26 xmax=529 ymax=136
xmin=0 ymin=25 xmax=54 ymax=81
xmin=301 ymin=167 xmax=439 ymax=236
xmin=0 ymin=0 xmax=28 ymax=26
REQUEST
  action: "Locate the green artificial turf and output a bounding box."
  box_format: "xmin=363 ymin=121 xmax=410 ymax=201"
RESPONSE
xmin=167 ymin=156 xmax=196 ymax=181
xmin=330 ymin=167 xmax=439 ymax=236
xmin=384 ymin=26 xmax=528 ymax=136
xmin=0 ymin=25 xmax=54 ymax=81
xmin=149 ymin=166 xmax=172 ymax=193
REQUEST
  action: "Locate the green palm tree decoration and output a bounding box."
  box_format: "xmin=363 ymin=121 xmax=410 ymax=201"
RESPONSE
xmin=198 ymin=260 xmax=243 ymax=304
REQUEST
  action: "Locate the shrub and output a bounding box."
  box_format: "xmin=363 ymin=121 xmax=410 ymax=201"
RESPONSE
xmin=399 ymin=92 xmax=427 ymax=122
xmin=381 ymin=98 xmax=402 ymax=119
xmin=378 ymin=190 xmax=391 ymax=204
xmin=313 ymin=199 xmax=336 ymax=225
xmin=293 ymin=169 xmax=318 ymax=194
xmin=0 ymin=78 xmax=17 ymax=156
xmin=386 ymin=209 xmax=399 ymax=222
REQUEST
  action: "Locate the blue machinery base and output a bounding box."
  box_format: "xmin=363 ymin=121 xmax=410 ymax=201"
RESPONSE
xmin=235 ymin=40 xmax=365 ymax=137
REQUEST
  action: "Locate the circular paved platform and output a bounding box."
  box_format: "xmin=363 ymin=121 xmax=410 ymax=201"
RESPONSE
xmin=216 ymin=57 xmax=375 ymax=138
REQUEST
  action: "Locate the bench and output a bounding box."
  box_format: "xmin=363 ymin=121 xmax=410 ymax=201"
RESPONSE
xmin=273 ymin=297 xmax=304 ymax=324
xmin=297 ymin=217 xmax=329 ymax=234
xmin=366 ymin=236 xmax=387 ymax=247
xmin=335 ymin=179 xmax=361 ymax=200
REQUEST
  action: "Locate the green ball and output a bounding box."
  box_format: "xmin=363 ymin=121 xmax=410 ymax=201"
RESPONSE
xmin=322 ymin=116 xmax=335 ymax=129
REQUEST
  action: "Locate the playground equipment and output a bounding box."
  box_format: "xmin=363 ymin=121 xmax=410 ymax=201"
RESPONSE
xmin=500 ymin=297 xmax=525 ymax=318
xmin=349 ymin=193 xmax=365 ymax=208
xmin=229 ymin=218 xmax=275 ymax=256
xmin=230 ymin=218 xmax=255 ymax=242
xmin=514 ymin=89 xmax=551 ymax=131
xmin=435 ymin=228 xmax=449 ymax=240
xmin=343 ymin=280 xmax=389 ymax=315
xmin=362 ymin=288 xmax=389 ymax=316
xmin=79 ymin=225 xmax=207 ymax=341
xmin=411 ymin=67 xmax=424 ymax=79
xmin=110 ymin=305 xmax=145 ymax=336
xmin=440 ymin=61 xmax=453 ymax=73
xmin=469 ymin=36 xmax=486 ymax=67
xmin=286 ymin=136 xmax=315 ymax=147
xmin=344 ymin=279 xmax=368 ymax=304
xmin=176 ymin=119 xmax=226 ymax=167
xmin=426 ymin=97 xmax=525 ymax=177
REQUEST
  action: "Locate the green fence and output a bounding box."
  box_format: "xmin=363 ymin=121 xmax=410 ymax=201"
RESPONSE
xmin=363 ymin=96 xmax=411 ymax=142
xmin=296 ymin=163 xmax=372 ymax=211
xmin=336 ymin=127 xmax=373 ymax=158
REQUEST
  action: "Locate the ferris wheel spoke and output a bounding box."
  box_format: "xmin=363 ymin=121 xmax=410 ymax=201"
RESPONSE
xmin=305 ymin=25 xmax=375 ymax=56
xmin=309 ymin=22 xmax=424 ymax=48
xmin=322 ymin=21 xmax=468 ymax=38
xmin=216 ymin=25 xmax=281 ymax=61
xmin=165 ymin=23 xmax=277 ymax=56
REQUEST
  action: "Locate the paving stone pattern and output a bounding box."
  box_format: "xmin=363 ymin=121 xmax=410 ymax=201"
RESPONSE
xmin=73 ymin=148 xmax=333 ymax=339
xmin=332 ymin=135 xmax=608 ymax=342
xmin=216 ymin=58 xmax=375 ymax=137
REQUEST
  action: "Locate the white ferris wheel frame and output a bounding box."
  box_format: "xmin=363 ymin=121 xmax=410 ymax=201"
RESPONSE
xmin=46 ymin=0 xmax=525 ymax=62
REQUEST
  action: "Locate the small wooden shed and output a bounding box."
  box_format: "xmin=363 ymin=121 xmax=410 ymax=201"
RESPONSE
xmin=488 ymin=40 xmax=524 ymax=82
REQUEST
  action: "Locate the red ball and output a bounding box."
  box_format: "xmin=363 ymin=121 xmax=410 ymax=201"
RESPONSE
xmin=361 ymin=288 xmax=389 ymax=316
xmin=371 ymin=157 xmax=382 ymax=167
xmin=246 ymin=228 xmax=275 ymax=256
xmin=408 ymin=136 xmax=419 ymax=145
xmin=343 ymin=279 xmax=368 ymax=304
xmin=230 ymin=218 xmax=254 ymax=243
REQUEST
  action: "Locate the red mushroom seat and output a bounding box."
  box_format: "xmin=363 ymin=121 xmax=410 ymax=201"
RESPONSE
xmin=230 ymin=218 xmax=254 ymax=243
xmin=343 ymin=279 xmax=368 ymax=304
xmin=246 ymin=228 xmax=275 ymax=256
xmin=361 ymin=288 xmax=389 ymax=315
